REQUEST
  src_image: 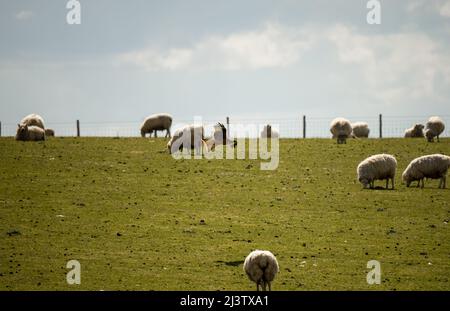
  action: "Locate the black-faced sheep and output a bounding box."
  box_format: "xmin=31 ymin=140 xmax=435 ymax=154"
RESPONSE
xmin=140 ymin=113 xmax=172 ymax=138
xmin=402 ymin=154 xmax=450 ymax=188
xmin=357 ymin=154 xmax=397 ymax=189
xmin=404 ymin=124 xmax=424 ymax=138
xmin=45 ymin=129 xmax=55 ymax=137
xmin=425 ymin=116 xmax=445 ymax=142
xmin=205 ymin=123 xmax=237 ymax=151
xmin=330 ymin=117 xmax=352 ymax=144
xmin=243 ymin=250 xmax=279 ymax=291
xmin=20 ymin=114 xmax=45 ymax=129
xmin=351 ymin=122 xmax=370 ymax=138
xmin=15 ymin=124 xmax=45 ymax=141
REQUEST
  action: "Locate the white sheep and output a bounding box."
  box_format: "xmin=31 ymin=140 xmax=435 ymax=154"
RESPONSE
xmin=351 ymin=122 xmax=370 ymax=138
xmin=20 ymin=114 xmax=45 ymax=129
xmin=357 ymin=154 xmax=397 ymax=189
xmin=404 ymin=124 xmax=424 ymax=138
xmin=15 ymin=124 xmax=45 ymax=141
xmin=45 ymin=129 xmax=55 ymax=137
xmin=140 ymin=113 xmax=172 ymax=138
xmin=243 ymin=250 xmax=279 ymax=291
xmin=205 ymin=123 xmax=237 ymax=151
xmin=424 ymin=116 xmax=445 ymax=142
xmin=402 ymin=154 xmax=450 ymax=188
xmin=260 ymin=124 xmax=279 ymax=139
xmin=330 ymin=117 xmax=352 ymax=144
xmin=167 ymin=124 xmax=205 ymax=155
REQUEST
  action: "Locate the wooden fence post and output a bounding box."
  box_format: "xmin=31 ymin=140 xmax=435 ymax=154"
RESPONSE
xmin=0 ymin=121 xmax=2 ymax=137
xmin=302 ymin=115 xmax=306 ymax=139
xmin=379 ymin=114 xmax=382 ymax=138
xmin=226 ymin=116 xmax=230 ymax=135
xmin=76 ymin=120 xmax=80 ymax=137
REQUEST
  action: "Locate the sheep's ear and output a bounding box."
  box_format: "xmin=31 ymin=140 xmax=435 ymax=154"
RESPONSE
xmin=17 ymin=124 xmax=20 ymax=128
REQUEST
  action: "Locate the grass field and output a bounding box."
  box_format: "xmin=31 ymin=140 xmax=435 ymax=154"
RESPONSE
xmin=0 ymin=137 xmax=449 ymax=290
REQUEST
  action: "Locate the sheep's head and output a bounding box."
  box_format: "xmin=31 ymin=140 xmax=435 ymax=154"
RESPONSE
xmin=213 ymin=122 xmax=227 ymax=142
xmin=425 ymin=129 xmax=434 ymax=142
xmin=402 ymin=171 xmax=411 ymax=187
xmin=16 ymin=124 xmax=28 ymax=140
xmin=358 ymin=177 xmax=370 ymax=189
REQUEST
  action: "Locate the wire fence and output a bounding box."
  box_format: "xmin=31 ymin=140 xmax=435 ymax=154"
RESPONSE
xmin=1 ymin=115 xmax=449 ymax=139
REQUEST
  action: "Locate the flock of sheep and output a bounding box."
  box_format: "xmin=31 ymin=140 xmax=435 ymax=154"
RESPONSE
xmin=12 ymin=112 xmax=449 ymax=290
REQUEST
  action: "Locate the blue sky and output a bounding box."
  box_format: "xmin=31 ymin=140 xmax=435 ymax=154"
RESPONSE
xmin=1 ymin=0 xmax=449 ymax=125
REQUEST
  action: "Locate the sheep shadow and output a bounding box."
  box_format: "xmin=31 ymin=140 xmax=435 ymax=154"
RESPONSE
xmin=216 ymin=260 xmax=244 ymax=267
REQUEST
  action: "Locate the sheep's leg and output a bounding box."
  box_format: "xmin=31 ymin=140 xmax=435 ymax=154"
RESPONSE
xmin=256 ymin=283 xmax=260 ymax=291
xmin=437 ymin=135 xmax=440 ymax=142
xmin=385 ymin=179 xmax=389 ymax=189
xmin=154 ymin=131 xmax=158 ymax=138
xmin=392 ymin=178 xmax=395 ymax=190
xmin=421 ymin=179 xmax=424 ymax=189
xmin=268 ymin=282 xmax=272 ymax=291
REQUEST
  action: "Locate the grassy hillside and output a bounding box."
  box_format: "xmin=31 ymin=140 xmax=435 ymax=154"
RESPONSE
xmin=0 ymin=137 xmax=449 ymax=290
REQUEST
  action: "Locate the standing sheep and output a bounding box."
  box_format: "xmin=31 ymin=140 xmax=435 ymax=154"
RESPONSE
xmin=357 ymin=154 xmax=397 ymax=189
xmin=330 ymin=117 xmax=352 ymax=144
xmin=351 ymin=122 xmax=370 ymax=138
xmin=404 ymin=124 xmax=424 ymax=138
xmin=20 ymin=113 xmax=45 ymax=129
xmin=167 ymin=124 xmax=205 ymax=155
xmin=243 ymin=250 xmax=279 ymax=291
xmin=140 ymin=113 xmax=172 ymax=138
xmin=424 ymin=116 xmax=445 ymax=142
xmin=402 ymin=154 xmax=450 ymax=189
xmin=15 ymin=124 xmax=45 ymax=141
xmin=260 ymin=124 xmax=279 ymax=139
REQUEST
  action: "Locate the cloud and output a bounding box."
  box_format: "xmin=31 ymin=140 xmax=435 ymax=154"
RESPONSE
xmin=406 ymin=0 xmax=450 ymax=17
xmin=117 ymin=23 xmax=314 ymax=71
xmin=15 ymin=10 xmax=34 ymax=21
xmin=439 ymin=0 xmax=450 ymax=17
xmin=327 ymin=24 xmax=450 ymax=103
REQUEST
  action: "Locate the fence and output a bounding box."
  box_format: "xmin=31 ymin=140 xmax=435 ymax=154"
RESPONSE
xmin=1 ymin=115 xmax=449 ymax=139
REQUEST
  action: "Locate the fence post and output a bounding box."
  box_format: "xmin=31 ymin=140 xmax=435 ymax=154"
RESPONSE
xmin=76 ymin=120 xmax=80 ymax=137
xmin=302 ymin=115 xmax=306 ymax=138
xmin=379 ymin=114 xmax=382 ymax=138
xmin=0 ymin=121 xmax=2 ymax=137
xmin=226 ymin=116 xmax=230 ymax=135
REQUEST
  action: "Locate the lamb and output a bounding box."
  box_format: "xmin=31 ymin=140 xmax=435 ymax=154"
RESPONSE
xmin=205 ymin=123 xmax=237 ymax=151
xmin=402 ymin=154 xmax=450 ymax=188
xmin=351 ymin=122 xmax=370 ymax=138
xmin=140 ymin=113 xmax=172 ymax=138
xmin=45 ymin=129 xmax=55 ymax=137
xmin=404 ymin=124 xmax=424 ymax=138
xmin=20 ymin=113 xmax=45 ymax=129
xmin=15 ymin=124 xmax=45 ymax=141
xmin=167 ymin=124 xmax=206 ymax=154
xmin=330 ymin=117 xmax=352 ymax=144
xmin=424 ymin=116 xmax=445 ymax=142
xmin=260 ymin=124 xmax=279 ymax=139
xmin=357 ymin=154 xmax=397 ymax=189
xmin=243 ymin=250 xmax=279 ymax=291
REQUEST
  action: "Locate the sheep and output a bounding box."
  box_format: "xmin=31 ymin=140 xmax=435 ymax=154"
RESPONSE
xmin=351 ymin=122 xmax=370 ymax=138
xmin=205 ymin=123 xmax=237 ymax=151
xmin=15 ymin=124 xmax=45 ymax=141
xmin=45 ymin=129 xmax=55 ymax=137
xmin=20 ymin=113 xmax=45 ymax=129
xmin=140 ymin=113 xmax=172 ymax=138
xmin=243 ymin=250 xmax=279 ymax=291
xmin=404 ymin=124 xmax=424 ymax=138
xmin=167 ymin=124 xmax=206 ymax=155
xmin=357 ymin=154 xmax=397 ymax=189
xmin=402 ymin=154 xmax=450 ymax=189
xmin=330 ymin=117 xmax=352 ymax=144
xmin=260 ymin=124 xmax=279 ymax=139
xmin=424 ymin=116 xmax=445 ymax=142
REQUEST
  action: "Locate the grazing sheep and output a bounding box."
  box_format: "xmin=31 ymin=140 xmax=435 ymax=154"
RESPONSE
xmin=140 ymin=113 xmax=172 ymax=138
xmin=404 ymin=124 xmax=424 ymax=138
xmin=357 ymin=154 xmax=397 ymax=189
xmin=425 ymin=116 xmax=445 ymax=142
xmin=205 ymin=123 xmax=237 ymax=151
xmin=260 ymin=124 xmax=279 ymax=139
xmin=243 ymin=250 xmax=279 ymax=291
xmin=15 ymin=124 xmax=45 ymax=141
xmin=45 ymin=129 xmax=55 ymax=137
xmin=20 ymin=114 xmax=45 ymax=129
xmin=402 ymin=154 xmax=450 ymax=188
xmin=351 ymin=122 xmax=370 ymax=138
xmin=330 ymin=118 xmax=352 ymax=144
xmin=167 ymin=124 xmax=205 ymax=154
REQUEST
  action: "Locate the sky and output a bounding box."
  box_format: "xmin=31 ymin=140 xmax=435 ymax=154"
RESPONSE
xmin=0 ymin=0 xmax=449 ymax=127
